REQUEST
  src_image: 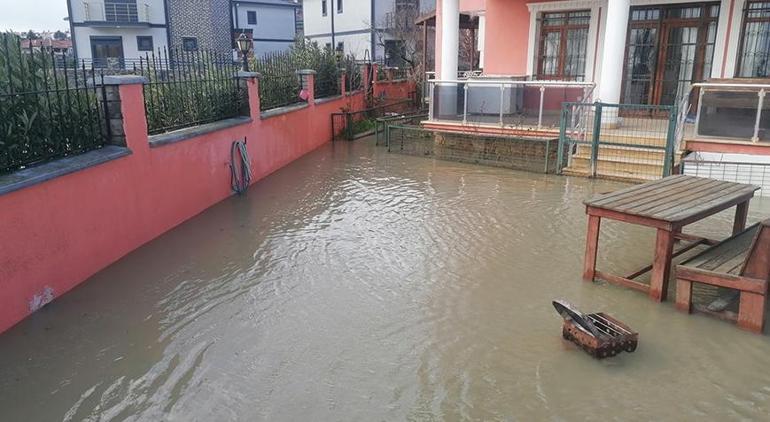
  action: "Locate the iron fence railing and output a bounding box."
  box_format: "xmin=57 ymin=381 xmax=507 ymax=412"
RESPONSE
xmin=1 ymin=34 xmax=109 ymax=175
xmin=557 ymin=102 xmax=679 ymax=180
xmin=375 ymin=112 xmax=428 ymax=146
xmin=427 ymin=79 xmax=595 ymax=130
xmin=314 ymin=68 xmax=340 ymax=99
xmin=345 ymin=63 xmax=362 ymax=92
xmin=135 ymin=48 xmax=247 ymax=135
xmin=386 ymin=124 xmax=558 ymax=173
xmin=331 ymin=98 xmax=418 ymax=141
xmin=259 ymin=74 xmax=301 ymax=111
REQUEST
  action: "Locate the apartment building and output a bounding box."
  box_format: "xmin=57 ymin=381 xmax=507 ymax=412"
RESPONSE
xmin=302 ymin=0 xmax=418 ymax=62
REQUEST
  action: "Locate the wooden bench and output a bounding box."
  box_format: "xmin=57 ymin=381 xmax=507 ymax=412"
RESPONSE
xmin=675 ymin=220 xmax=770 ymax=333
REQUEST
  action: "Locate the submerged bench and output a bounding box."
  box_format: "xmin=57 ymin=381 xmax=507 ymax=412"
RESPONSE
xmin=675 ymin=220 xmax=770 ymax=333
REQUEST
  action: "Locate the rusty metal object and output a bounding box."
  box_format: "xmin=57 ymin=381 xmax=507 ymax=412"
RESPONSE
xmin=553 ymin=301 xmax=639 ymax=359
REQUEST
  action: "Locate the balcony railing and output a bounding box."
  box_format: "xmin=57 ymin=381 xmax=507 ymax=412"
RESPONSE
xmin=83 ymin=1 xmax=151 ymax=24
xmin=427 ymin=78 xmax=595 ymax=130
xmin=693 ymin=82 xmax=770 ymax=143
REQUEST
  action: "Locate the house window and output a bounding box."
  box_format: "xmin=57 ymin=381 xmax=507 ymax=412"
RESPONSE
xmin=104 ymin=0 xmax=138 ymax=23
xmin=322 ymin=0 xmax=327 ymax=16
xmin=136 ymin=36 xmax=153 ymax=51
xmin=182 ymin=37 xmax=198 ymax=51
xmin=737 ymin=1 xmax=770 ymax=77
xmin=247 ymin=11 xmax=257 ymax=25
xmin=337 ymin=0 xmax=343 ymax=13
xmin=536 ymin=10 xmax=590 ymax=81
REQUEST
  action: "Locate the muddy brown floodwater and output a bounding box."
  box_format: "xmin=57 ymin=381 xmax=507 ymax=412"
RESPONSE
xmin=2 ymin=137 xmax=770 ymax=421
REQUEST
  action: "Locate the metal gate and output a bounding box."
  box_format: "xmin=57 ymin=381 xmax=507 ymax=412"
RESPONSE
xmin=557 ymin=101 xmax=686 ymax=181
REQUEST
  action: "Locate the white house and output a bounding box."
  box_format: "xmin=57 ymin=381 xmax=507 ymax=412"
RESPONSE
xmin=67 ymin=0 xmax=170 ymax=67
xmin=302 ymin=0 xmax=416 ymax=62
xmin=232 ymin=0 xmax=302 ymax=58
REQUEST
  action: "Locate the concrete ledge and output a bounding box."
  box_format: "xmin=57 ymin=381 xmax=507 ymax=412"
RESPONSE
xmin=101 ymin=75 xmax=147 ymax=85
xmin=260 ymin=102 xmax=309 ymax=119
xmin=237 ymin=71 xmax=261 ymax=79
xmin=0 ymin=146 xmax=132 ymax=196
xmin=296 ymin=69 xmax=317 ymax=75
xmin=149 ymin=117 xmax=253 ymax=148
xmin=314 ymin=95 xmax=344 ymax=105
xmin=345 ymin=89 xmax=364 ymax=97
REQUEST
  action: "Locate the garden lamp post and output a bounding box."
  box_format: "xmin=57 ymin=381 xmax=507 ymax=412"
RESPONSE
xmin=236 ymin=33 xmax=251 ymax=72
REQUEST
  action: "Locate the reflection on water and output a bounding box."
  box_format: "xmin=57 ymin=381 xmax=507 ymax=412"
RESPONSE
xmin=2 ymin=138 xmax=770 ymax=421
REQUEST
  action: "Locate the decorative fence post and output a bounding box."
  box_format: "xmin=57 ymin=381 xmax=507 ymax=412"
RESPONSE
xmin=663 ymin=103 xmax=678 ymax=177
xmin=237 ymin=71 xmax=261 ymax=119
xmin=99 ymin=75 xmax=148 ymax=147
xmin=590 ymin=102 xmax=603 ymax=178
xmin=557 ymin=105 xmax=569 ymax=175
xmin=296 ymin=69 xmax=316 ymax=104
xmin=339 ymin=69 xmax=347 ymax=96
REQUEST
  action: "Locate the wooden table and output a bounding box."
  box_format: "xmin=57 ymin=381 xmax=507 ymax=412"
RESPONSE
xmin=583 ymin=175 xmax=760 ymax=302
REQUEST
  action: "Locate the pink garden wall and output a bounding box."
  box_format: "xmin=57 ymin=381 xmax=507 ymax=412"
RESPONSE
xmin=0 ymin=73 xmax=414 ymax=334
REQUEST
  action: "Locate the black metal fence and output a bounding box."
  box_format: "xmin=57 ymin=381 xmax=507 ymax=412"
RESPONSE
xmin=135 ymin=48 xmax=247 ymax=135
xmin=345 ymin=60 xmax=363 ymax=92
xmin=1 ymin=34 xmax=109 ymax=175
xmin=252 ymin=50 xmax=302 ymax=111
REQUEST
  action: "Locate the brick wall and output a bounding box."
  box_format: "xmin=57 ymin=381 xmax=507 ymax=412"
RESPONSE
xmin=168 ymin=0 xmax=232 ymax=55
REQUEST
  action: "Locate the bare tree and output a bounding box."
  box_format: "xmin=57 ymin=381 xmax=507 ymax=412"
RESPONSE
xmin=371 ymin=2 xmax=422 ymax=72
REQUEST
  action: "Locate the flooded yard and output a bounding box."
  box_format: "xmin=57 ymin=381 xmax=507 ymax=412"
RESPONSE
xmin=2 ymin=137 xmax=770 ymax=421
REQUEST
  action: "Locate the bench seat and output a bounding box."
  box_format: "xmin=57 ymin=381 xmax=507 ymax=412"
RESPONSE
xmin=676 ymin=221 xmax=770 ymax=333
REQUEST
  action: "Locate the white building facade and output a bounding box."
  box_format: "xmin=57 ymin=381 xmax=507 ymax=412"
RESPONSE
xmin=302 ymin=0 xmax=416 ymax=62
xmin=232 ymin=0 xmax=302 ymax=58
xmin=68 ymin=0 xmax=170 ymax=66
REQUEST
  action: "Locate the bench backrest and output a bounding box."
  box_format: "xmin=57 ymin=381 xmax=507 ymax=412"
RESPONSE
xmin=741 ymin=220 xmax=770 ymax=280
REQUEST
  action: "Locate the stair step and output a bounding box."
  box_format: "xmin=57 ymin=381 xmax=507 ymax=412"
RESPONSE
xmin=570 ymin=155 xmax=665 ymax=168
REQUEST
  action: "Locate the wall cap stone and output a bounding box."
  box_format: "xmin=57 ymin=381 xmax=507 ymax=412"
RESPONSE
xmin=149 ymin=117 xmax=253 ymax=148
xmin=101 ymin=75 xmax=148 ymax=85
xmin=0 ymin=146 xmax=131 ymax=196
xmin=295 ymin=69 xmax=317 ymax=75
xmin=260 ymin=102 xmax=309 ymax=119
xmin=314 ymin=95 xmax=344 ymax=105
xmin=236 ymin=71 xmax=262 ymax=79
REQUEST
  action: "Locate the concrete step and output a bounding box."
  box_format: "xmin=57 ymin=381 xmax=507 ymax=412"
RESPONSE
xmin=561 ymin=165 xmax=660 ymax=183
xmin=571 ymin=156 xmax=663 ymax=175
xmin=572 ymin=144 xmax=667 ymax=162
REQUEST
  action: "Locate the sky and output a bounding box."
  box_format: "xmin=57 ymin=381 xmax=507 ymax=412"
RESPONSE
xmin=0 ymin=0 xmax=70 ymax=32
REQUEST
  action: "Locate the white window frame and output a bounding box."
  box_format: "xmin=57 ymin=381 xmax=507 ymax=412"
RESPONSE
xmin=525 ymin=0 xmax=733 ymax=82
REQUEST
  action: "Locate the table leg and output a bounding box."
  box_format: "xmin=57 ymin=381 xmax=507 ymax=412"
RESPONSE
xmin=583 ymin=215 xmax=601 ymax=282
xmin=733 ymin=200 xmax=750 ymax=235
xmin=649 ymin=229 xmax=675 ymax=302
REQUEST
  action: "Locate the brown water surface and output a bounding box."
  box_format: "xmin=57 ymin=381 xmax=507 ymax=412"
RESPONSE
xmin=2 ymin=138 xmax=770 ymax=421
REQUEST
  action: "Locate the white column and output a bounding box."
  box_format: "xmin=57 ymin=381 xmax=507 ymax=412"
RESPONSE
xmin=478 ymin=14 xmax=486 ymax=70
xmin=597 ymin=0 xmax=630 ymax=104
xmin=440 ymin=0 xmax=459 ymax=81
xmin=436 ymin=0 xmax=460 ymax=118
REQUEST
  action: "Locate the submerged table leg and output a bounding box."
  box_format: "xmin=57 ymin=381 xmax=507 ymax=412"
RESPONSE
xmin=649 ymin=229 xmax=675 ymax=302
xmin=733 ymin=201 xmax=750 ymax=235
xmin=583 ymin=214 xmax=601 ymax=282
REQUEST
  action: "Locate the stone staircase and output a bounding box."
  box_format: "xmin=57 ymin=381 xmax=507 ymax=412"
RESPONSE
xmin=561 ymin=132 xmax=676 ymax=183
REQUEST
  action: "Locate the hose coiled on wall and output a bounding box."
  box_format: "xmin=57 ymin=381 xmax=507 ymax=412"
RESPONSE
xmin=230 ymin=139 xmax=251 ymax=195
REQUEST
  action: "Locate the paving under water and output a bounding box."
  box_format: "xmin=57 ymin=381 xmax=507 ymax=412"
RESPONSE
xmin=2 ymin=137 xmax=770 ymax=421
